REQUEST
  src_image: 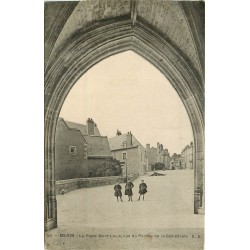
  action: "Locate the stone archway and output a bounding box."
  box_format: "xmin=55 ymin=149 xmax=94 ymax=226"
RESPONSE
xmin=45 ymin=19 xmax=204 ymax=230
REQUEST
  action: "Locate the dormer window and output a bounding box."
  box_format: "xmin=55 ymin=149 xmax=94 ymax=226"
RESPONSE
xmin=123 ymin=141 xmax=127 ymax=148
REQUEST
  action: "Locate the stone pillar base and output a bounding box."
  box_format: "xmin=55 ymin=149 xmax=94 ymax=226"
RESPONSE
xmin=194 ymin=188 xmax=203 ymax=214
xmin=44 ymin=196 xmax=57 ymax=231
xmin=45 ymin=218 xmax=57 ymax=231
xmin=197 ymin=207 xmax=205 ymax=215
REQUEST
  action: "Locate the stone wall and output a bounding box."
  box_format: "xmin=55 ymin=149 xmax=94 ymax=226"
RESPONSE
xmin=55 ymin=119 xmax=88 ymax=180
xmin=56 ymin=174 xmax=139 ymax=195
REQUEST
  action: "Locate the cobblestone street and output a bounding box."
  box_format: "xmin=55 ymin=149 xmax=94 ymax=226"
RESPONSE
xmin=46 ymin=170 xmax=204 ymax=250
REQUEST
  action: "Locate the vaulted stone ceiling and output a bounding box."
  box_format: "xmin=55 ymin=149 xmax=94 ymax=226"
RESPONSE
xmin=44 ymin=1 xmax=78 ymax=65
xmin=45 ymin=0 xmax=204 ymax=81
xmin=137 ymin=0 xmax=204 ymax=77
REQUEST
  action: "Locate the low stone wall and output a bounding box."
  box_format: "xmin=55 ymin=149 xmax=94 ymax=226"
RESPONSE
xmin=56 ymin=174 xmax=139 ymax=195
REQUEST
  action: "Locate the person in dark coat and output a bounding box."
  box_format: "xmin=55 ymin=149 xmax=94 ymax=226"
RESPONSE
xmin=137 ymin=180 xmax=147 ymax=201
xmin=114 ymin=182 xmax=123 ymax=202
xmin=125 ymin=179 xmax=134 ymax=201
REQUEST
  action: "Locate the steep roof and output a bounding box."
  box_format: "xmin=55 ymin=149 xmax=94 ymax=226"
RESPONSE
xmin=108 ymin=133 xmax=141 ymax=151
xmin=59 ymin=118 xmax=110 ymax=157
xmin=56 ymin=118 xmax=87 ymax=143
xmin=84 ymin=135 xmax=111 ymax=157
xmin=64 ymin=120 xmax=101 ymax=136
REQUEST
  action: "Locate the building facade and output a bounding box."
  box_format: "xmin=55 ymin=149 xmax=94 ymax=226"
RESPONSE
xmin=170 ymin=153 xmax=182 ymax=170
xmin=108 ymin=131 xmax=147 ymax=177
xmin=55 ymin=118 xmax=112 ymax=179
xmin=55 ymin=118 xmax=88 ymax=180
xmin=146 ymin=143 xmax=170 ymax=170
xmin=180 ymin=142 xmax=194 ymax=170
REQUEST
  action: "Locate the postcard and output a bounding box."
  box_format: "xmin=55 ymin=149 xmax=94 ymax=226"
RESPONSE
xmin=44 ymin=1 xmax=205 ymax=249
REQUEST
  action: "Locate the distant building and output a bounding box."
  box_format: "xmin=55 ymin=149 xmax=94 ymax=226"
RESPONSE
xmin=170 ymin=153 xmax=181 ymax=170
xmin=180 ymin=142 xmax=194 ymax=169
xmin=146 ymin=143 xmax=170 ymax=170
xmin=163 ymin=149 xmax=171 ymax=170
xmin=108 ymin=130 xmax=147 ymax=176
xmin=55 ymin=118 xmax=112 ymax=179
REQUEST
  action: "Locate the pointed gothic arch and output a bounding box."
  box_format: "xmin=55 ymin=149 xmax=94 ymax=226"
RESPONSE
xmin=45 ymin=19 xmax=204 ymax=230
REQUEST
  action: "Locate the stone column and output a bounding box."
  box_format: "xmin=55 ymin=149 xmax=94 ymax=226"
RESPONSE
xmin=44 ymin=111 xmax=58 ymax=231
xmin=194 ymin=131 xmax=205 ymax=214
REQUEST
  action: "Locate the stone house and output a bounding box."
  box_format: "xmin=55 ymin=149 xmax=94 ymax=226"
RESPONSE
xmin=55 ymin=118 xmax=112 ymax=179
xmin=108 ymin=130 xmax=147 ymax=176
xmin=55 ymin=118 xmax=88 ymax=180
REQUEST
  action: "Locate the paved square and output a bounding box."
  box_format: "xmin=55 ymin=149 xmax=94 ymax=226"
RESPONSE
xmin=46 ymin=170 xmax=204 ymax=249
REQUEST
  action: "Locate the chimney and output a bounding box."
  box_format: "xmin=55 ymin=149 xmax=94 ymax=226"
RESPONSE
xmin=146 ymin=144 xmax=150 ymax=151
xmin=116 ymin=129 xmax=122 ymax=136
xmin=87 ymin=118 xmax=95 ymax=135
xmin=127 ymin=131 xmax=132 ymax=146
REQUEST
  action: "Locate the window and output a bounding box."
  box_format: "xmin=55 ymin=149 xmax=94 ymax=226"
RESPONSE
xmin=123 ymin=141 xmax=127 ymax=148
xmin=69 ymin=146 xmax=77 ymax=155
xmin=122 ymin=152 xmax=127 ymax=160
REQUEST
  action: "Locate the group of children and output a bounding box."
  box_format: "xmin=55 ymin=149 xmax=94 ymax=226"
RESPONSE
xmin=114 ymin=179 xmax=147 ymax=202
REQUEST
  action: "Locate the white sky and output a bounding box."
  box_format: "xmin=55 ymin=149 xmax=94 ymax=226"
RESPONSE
xmin=59 ymin=51 xmax=193 ymax=155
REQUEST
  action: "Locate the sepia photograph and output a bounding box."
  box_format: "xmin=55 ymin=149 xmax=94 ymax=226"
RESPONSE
xmin=44 ymin=1 xmax=205 ymax=249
